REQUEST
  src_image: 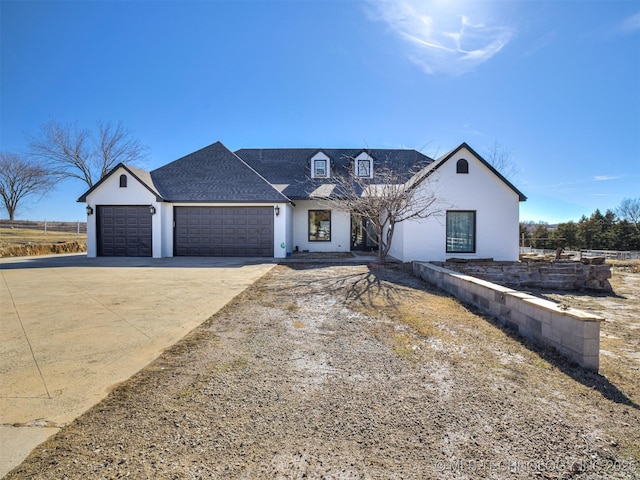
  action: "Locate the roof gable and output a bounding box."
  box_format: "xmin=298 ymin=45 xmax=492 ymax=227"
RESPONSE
xmin=416 ymin=142 xmax=527 ymax=202
xmin=77 ymin=163 xmax=163 ymax=202
xmin=150 ymin=141 xmax=290 ymax=203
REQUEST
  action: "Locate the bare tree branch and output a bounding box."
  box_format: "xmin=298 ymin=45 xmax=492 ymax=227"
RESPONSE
xmin=0 ymin=151 xmax=56 ymax=221
xmin=28 ymin=119 xmax=148 ymax=188
xmin=310 ymin=156 xmax=445 ymax=264
xmin=96 ymin=120 xmax=147 ymax=179
xmin=616 ymin=197 xmax=640 ymax=232
xmin=485 ymin=140 xmax=521 ymax=182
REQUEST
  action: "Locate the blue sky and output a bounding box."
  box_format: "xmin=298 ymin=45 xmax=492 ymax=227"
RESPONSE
xmin=1 ymin=0 xmax=639 ymax=223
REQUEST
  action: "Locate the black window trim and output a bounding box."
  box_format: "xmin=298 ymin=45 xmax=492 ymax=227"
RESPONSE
xmin=308 ymin=209 xmax=331 ymax=242
xmin=446 ymin=210 xmax=476 ymax=254
xmin=357 ymin=158 xmax=372 ymax=177
xmin=119 ymin=174 xmax=128 ymax=187
xmin=314 ymin=159 xmax=327 ymax=178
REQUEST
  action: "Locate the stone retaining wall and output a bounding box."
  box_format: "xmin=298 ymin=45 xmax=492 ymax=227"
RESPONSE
xmin=435 ymin=259 xmax=612 ymax=291
xmin=413 ymin=262 xmax=603 ymax=371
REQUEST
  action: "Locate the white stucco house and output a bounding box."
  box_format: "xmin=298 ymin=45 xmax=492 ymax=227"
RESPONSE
xmin=78 ymin=141 xmax=526 ymax=261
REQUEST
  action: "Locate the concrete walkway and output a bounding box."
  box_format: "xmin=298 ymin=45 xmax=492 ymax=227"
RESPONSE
xmin=0 ymin=254 xmax=276 ymax=478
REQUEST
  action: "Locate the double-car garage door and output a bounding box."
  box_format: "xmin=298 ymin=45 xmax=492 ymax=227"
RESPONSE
xmin=174 ymin=206 xmax=273 ymax=256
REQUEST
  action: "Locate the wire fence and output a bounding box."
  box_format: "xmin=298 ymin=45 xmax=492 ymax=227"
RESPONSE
xmin=520 ymin=247 xmax=640 ymax=260
xmin=0 ymin=220 xmax=87 ymax=235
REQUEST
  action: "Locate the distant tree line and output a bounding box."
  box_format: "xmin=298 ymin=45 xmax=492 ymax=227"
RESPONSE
xmin=521 ymin=199 xmax=640 ymax=251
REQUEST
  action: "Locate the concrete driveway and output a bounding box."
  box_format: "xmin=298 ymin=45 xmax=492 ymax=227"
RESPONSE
xmin=0 ymin=254 xmax=276 ymax=477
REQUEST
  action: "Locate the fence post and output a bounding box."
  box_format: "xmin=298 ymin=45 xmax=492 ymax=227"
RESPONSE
xmin=77 ymin=221 xmax=80 ymax=235
xmin=44 ymin=219 xmax=47 ymax=236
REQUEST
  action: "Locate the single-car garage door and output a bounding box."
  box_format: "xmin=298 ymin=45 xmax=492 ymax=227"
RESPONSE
xmin=97 ymin=206 xmax=152 ymax=257
xmin=174 ymin=206 xmax=273 ymax=256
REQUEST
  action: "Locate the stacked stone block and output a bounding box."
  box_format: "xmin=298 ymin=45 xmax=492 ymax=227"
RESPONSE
xmin=413 ymin=262 xmax=603 ymax=371
xmin=436 ymin=260 xmax=612 ymax=291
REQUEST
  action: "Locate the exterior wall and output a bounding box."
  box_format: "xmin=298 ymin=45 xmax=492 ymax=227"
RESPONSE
xmin=414 ymin=262 xmax=603 ymax=371
xmin=84 ymin=167 xmax=159 ymax=257
xmin=387 ymin=221 xmax=404 ymax=261
xmin=291 ymin=200 xmax=350 ymax=253
xmin=285 ymin=204 xmax=294 ymax=256
xmin=273 ymin=203 xmax=289 ymax=258
xmin=389 ymin=147 xmax=521 ymax=262
xmin=160 ymin=203 xmax=173 ymax=257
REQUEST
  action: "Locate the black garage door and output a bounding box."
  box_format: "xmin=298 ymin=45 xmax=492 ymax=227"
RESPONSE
xmin=97 ymin=206 xmax=152 ymax=257
xmin=174 ymin=206 xmax=273 ymax=256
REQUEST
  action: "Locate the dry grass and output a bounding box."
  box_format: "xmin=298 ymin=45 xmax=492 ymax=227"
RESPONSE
xmin=0 ymin=227 xmax=86 ymax=245
xmin=0 ymin=227 xmax=87 ymax=257
xmin=609 ymin=259 xmax=640 ymax=273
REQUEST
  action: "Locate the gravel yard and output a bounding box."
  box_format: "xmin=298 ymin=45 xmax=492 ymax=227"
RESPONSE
xmin=6 ymin=263 xmax=639 ymax=479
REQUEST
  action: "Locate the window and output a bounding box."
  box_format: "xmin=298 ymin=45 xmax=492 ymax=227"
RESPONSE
xmin=357 ymin=159 xmax=371 ymax=177
xmin=456 ymin=159 xmax=469 ymax=174
xmin=354 ymin=152 xmax=373 ymax=177
xmin=309 ymin=210 xmax=331 ymax=241
xmin=314 ymin=159 xmax=327 ymax=178
xmin=446 ymin=211 xmax=476 ymax=253
xmin=119 ymin=174 xmax=127 ymax=187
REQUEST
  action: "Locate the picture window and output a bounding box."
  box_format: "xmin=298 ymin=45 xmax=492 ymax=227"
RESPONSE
xmin=309 ymin=210 xmax=331 ymax=241
xmin=446 ymin=211 xmax=476 ymax=253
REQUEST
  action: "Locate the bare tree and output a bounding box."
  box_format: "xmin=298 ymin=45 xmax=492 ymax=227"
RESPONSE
xmin=311 ymin=159 xmax=444 ymax=264
xmin=29 ymin=119 xmax=147 ymax=188
xmin=485 ymin=140 xmax=521 ymax=182
xmin=0 ymin=151 xmax=56 ymax=221
xmin=616 ymin=197 xmax=640 ymax=232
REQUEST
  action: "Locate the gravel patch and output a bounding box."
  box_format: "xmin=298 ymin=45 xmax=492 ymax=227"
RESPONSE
xmin=6 ymin=264 xmax=639 ymax=479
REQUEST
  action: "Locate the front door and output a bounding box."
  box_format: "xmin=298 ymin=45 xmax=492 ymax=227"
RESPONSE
xmin=351 ymin=214 xmax=377 ymax=251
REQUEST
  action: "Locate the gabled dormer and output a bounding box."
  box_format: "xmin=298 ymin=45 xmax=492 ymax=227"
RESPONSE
xmin=354 ymin=151 xmax=374 ymax=178
xmin=310 ymin=151 xmax=331 ymax=179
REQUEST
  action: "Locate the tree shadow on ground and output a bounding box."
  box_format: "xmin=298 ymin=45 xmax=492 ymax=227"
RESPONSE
xmin=279 ymin=262 xmax=639 ymax=411
xmin=279 ymin=262 xmax=413 ymax=310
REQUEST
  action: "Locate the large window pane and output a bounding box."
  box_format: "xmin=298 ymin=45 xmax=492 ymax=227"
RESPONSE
xmin=446 ymin=211 xmax=476 ymax=253
xmin=309 ymin=210 xmax=331 ymax=242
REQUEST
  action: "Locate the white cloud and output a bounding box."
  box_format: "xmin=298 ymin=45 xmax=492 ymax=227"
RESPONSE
xmin=593 ymin=175 xmax=622 ymax=181
xmin=621 ymin=12 xmax=640 ymax=32
xmin=367 ymin=0 xmax=513 ymax=76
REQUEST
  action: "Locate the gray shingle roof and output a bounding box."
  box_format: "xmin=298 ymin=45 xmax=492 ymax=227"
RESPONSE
xmin=79 ymin=141 xmax=525 ymax=205
xmin=150 ymin=142 xmax=290 ymax=203
xmin=234 ymin=148 xmax=435 ymax=199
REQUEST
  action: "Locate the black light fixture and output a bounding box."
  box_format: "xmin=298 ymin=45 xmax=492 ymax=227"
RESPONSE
xmin=149 ymin=205 xmax=156 ymax=215
xmin=274 ymin=205 xmax=280 ymax=216
xmin=86 ymin=206 xmax=94 ymax=215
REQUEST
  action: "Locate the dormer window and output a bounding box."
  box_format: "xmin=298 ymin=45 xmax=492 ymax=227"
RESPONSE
xmin=310 ymin=152 xmax=331 ymax=179
xmin=119 ymin=174 xmax=127 ymax=187
xmin=354 ymin=152 xmax=373 ymax=178
xmin=357 ymin=159 xmax=370 ymax=177
xmin=314 ymin=159 xmax=327 ymax=178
